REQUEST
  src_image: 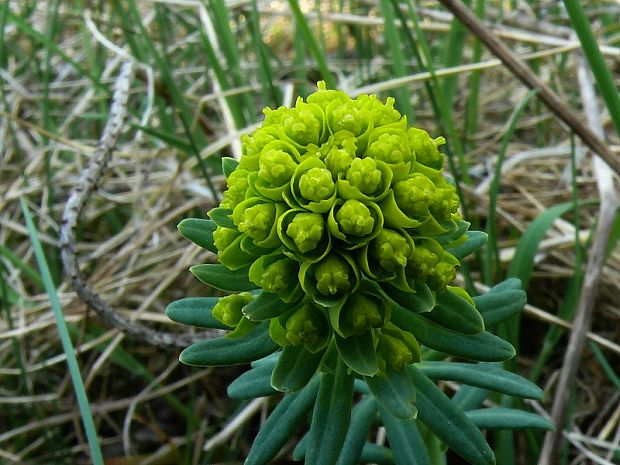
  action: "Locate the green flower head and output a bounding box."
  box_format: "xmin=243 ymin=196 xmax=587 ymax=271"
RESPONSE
xmin=182 ymin=82 xmax=481 ymax=379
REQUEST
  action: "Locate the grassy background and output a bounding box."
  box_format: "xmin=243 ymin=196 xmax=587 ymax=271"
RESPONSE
xmin=1 ymin=1 xmax=620 ymax=464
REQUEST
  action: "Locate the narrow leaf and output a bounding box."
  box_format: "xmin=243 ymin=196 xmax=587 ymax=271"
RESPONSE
xmin=245 ymin=379 xmax=320 ymax=465
xmin=365 ymin=367 xmax=417 ymax=420
xmin=271 ymin=345 xmax=324 ymax=392
xmin=417 ymin=362 xmax=543 ymax=399
xmin=179 ymin=321 xmax=277 ymax=366
xmin=306 ymin=360 xmax=355 ymax=465
xmin=190 ymin=264 xmax=257 ymax=292
xmin=379 ymin=406 xmax=431 ymax=465
xmin=391 ymin=305 xmax=515 ymax=361
xmin=507 ymin=202 xmax=575 ymax=289
xmin=410 ymin=366 xmax=495 ymax=465
xmin=382 ymin=283 xmax=435 ymax=313
xmin=465 ymin=408 xmax=553 ymax=430
xmin=243 ymin=291 xmax=295 ymax=321
xmin=446 ymin=231 xmax=487 ymax=260
xmin=473 ymin=289 xmax=526 ymax=326
xmin=359 ymin=443 xmax=395 ymax=465
xmin=165 ymin=297 xmax=230 ymax=329
xmin=207 ymin=207 xmax=235 ymax=229
xmin=335 ymin=397 xmax=379 ymax=465
xmin=425 ymin=288 xmax=485 ymax=335
xmin=178 ymin=218 xmax=217 ymax=253
xmin=335 ymin=331 xmax=379 ymax=377
xmin=228 ymin=363 xmax=278 ymax=399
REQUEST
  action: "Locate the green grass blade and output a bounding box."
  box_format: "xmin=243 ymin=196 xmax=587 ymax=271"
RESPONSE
xmin=287 ymin=0 xmax=336 ymax=88
xmin=21 ymin=199 xmax=104 ymax=465
xmin=485 ymin=90 xmax=538 ymax=284
xmin=378 ymin=0 xmax=414 ymax=121
xmin=563 ymin=0 xmax=620 ymax=138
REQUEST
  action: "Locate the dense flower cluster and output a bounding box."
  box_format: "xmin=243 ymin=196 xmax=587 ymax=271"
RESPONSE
xmin=209 ymin=82 xmax=468 ymax=375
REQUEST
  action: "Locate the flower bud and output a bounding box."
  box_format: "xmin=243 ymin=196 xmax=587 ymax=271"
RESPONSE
xmin=281 ymin=101 xmax=324 ymax=146
xmin=338 ymin=291 xmax=385 ymax=336
xmin=371 ymin=229 xmax=412 ymax=271
xmin=258 ymin=148 xmax=297 ymax=186
xmin=393 ymin=174 xmax=435 ymax=218
xmin=285 ymin=303 xmax=329 ymax=351
xmin=211 ymin=292 xmax=254 ymax=328
xmin=299 ymin=167 xmax=335 ymax=202
xmin=427 ymin=257 xmax=458 ymax=293
xmin=260 ymin=257 xmax=299 ymax=295
xmin=306 ymin=81 xmax=349 ymax=110
xmin=365 ymin=130 xmax=410 ymax=165
xmin=335 ymin=200 xmax=375 ymax=237
xmin=407 ymin=243 xmax=440 ymax=284
xmin=314 ymin=255 xmax=353 ymax=296
xmin=321 ymin=131 xmax=357 ymax=176
xmin=236 ymin=202 xmax=276 ymax=242
xmin=408 ymin=127 xmax=445 ymax=169
xmin=221 ymin=169 xmax=250 ymax=209
xmin=285 ymin=212 xmax=325 ymax=254
xmin=345 ymin=158 xmax=382 ymax=196
xmin=378 ymin=324 xmax=421 ymax=371
xmin=429 ymin=183 xmax=459 ymax=221
xmin=213 ymin=226 xmax=240 ymax=252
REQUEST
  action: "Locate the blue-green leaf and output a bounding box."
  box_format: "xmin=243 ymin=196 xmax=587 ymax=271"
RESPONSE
xmin=359 ymin=444 xmax=395 ymax=465
xmin=391 ymin=305 xmax=515 ymax=361
xmin=465 ymin=408 xmax=553 ymax=430
xmin=335 ymin=331 xmax=379 ymax=377
xmin=473 ymin=289 xmax=527 ymax=326
xmin=451 ymin=385 xmax=490 ymax=410
xmin=179 ymin=321 xmax=277 ymax=366
xmin=165 ymin=297 xmax=230 ymax=329
xmin=227 ymin=363 xmax=278 ymax=399
xmin=306 ymin=360 xmax=355 ymax=465
xmin=178 ymin=218 xmax=218 ymax=253
xmin=365 ymin=367 xmax=417 ymax=420
xmin=382 ymin=283 xmax=435 ymax=313
xmin=245 ymin=379 xmax=320 ymax=465
xmin=242 ymin=291 xmax=296 ymax=321
xmin=446 ymin=231 xmax=487 ymax=260
xmin=379 ymin=406 xmax=431 ymax=465
xmin=335 ymin=397 xmax=379 ymax=465
xmin=271 ymin=345 xmax=324 ymax=392
xmin=190 ymin=264 xmax=257 ymax=292
xmin=417 ymin=362 xmax=543 ymax=399
xmin=424 ymin=288 xmax=484 ymax=335
xmin=410 ymin=366 xmax=495 ymax=465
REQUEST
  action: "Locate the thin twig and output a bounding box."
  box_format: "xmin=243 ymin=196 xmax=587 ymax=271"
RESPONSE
xmin=537 ymin=53 xmax=620 ymax=465
xmin=436 ymin=0 xmax=620 ymax=178
xmin=59 ymin=62 xmax=211 ymax=349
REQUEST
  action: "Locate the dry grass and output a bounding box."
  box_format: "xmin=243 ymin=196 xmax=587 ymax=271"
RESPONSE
xmin=1 ymin=1 xmax=620 ymax=464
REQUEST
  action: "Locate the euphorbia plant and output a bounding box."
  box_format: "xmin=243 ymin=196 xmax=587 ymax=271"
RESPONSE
xmin=167 ymin=83 xmax=551 ymax=465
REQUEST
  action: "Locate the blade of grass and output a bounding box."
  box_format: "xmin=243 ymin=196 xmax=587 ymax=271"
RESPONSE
xmin=463 ymin=0 xmax=485 ymax=151
xmin=441 ymin=0 xmax=471 ymax=107
xmin=287 ymin=0 xmax=336 ymax=88
xmin=111 ymin=0 xmax=218 ymax=200
xmin=378 ymin=0 xmax=414 ymax=121
xmin=247 ymin=0 xmax=281 ymax=107
xmin=484 ymin=89 xmax=538 ymax=285
xmin=529 ymin=135 xmax=586 ymax=384
xmin=208 ymin=0 xmax=254 ymax=123
xmin=21 ymin=199 xmax=104 ymax=465
xmin=562 ymin=0 xmax=620 ymax=138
